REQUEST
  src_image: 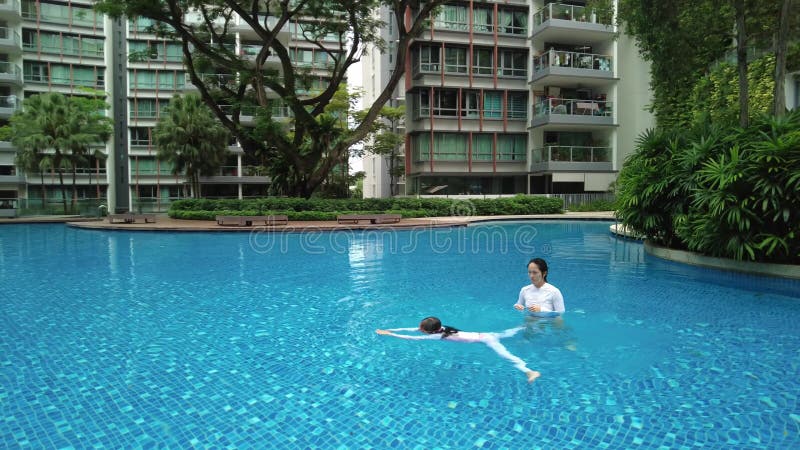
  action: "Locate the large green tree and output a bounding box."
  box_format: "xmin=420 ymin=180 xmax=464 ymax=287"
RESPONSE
xmin=153 ymin=93 xmax=230 ymax=198
xmin=618 ymin=0 xmax=799 ymax=127
xmin=94 ymin=0 xmax=450 ymax=198
xmin=10 ymin=92 xmax=112 ymax=214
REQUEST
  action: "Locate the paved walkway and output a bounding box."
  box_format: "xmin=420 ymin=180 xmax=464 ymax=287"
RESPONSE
xmin=1 ymin=211 xmax=616 ymax=232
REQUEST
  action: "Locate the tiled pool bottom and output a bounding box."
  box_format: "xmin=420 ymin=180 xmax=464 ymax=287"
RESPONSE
xmin=1 ymin=222 xmax=799 ymax=448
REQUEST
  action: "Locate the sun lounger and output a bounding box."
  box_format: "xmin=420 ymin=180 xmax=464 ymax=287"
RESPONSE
xmin=108 ymin=213 xmax=134 ymax=223
xmin=108 ymin=213 xmax=156 ymax=224
xmin=133 ymin=214 xmax=156 ymax=223
xmin=216 ymin=215 xmax=288 ymax=226
xmin=336 ymin=214 xmax=402 ymax=224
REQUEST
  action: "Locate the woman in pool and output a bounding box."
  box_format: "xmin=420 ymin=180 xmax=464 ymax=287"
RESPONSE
xmin=376 ymin=316 xmax=541 ymax=383
xmin=515 ymin=258 xmax=565 ymax=316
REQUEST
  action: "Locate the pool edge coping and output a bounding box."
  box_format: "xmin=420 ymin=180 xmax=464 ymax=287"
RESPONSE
xmin=644 ymin=241 xmax=800 ymax=281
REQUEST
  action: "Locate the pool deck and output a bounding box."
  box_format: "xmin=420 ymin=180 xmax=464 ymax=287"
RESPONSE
xmin=1 ymin=211 xmax=616 ymax=231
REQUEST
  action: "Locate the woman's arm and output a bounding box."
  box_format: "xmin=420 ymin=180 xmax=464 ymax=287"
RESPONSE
xmin=514 ymin=287 xmax=527 ymax=310
xmin=552 ymin=288 xmax=565 ymax=313
xmin=384 ymin=327 xmax=420 ymax=332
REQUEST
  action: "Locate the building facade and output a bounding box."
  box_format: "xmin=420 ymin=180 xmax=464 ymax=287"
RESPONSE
xmin=0 ymin=0 xmax=335 ymax=213
xmin=363 ymin=0 xmax=655 ymax=197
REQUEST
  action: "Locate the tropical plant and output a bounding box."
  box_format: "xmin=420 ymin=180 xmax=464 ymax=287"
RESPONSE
xmin=619 ymin=110 xmax=800 ymax=263
xmin=10 ymin=92 xmax=112 ymax=214
xmin=94 ymin=0 xmax=452 ymax=198
xmin=153 ymin=93 xmax=230 ymax=198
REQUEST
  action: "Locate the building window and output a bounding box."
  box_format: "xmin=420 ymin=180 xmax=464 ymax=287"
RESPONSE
xmin=419 ymin=89 xmax=458 ymax=117
xmin=507 ymin=92 xmax=528 ymax=119
xmin=471 ymin=134 xmax=492 ymax=161
xmin=498 ymin=9 xmax=527 ymax=35
xmin=499 ymin=49 xmax=527 ymax=78
xmin=414 ymin=133 xmax=468 ymax=161
xmin=444 ymin=47 xmax=467 ymax=74
xmin=473 ymin=8 xmax=493 ymax=33
xmin=418 ymin=46 xmax=440 ymax=72
xmin=130 ymin=127 xmax=151 ymax=146
xmin=434 ymin=5 xmax=468 ymax=31
xmin=483 ymin=91 xmax=502 ymax=119
xmin=462 ymin=91 xmax=479 ymax=118
xmin=472 ymin=48 xmax=493 ymax=76
xmin=497 ymin=134 xmax=527 ymax=161
xmin=23 ymin=61 xmax=48 ymax=82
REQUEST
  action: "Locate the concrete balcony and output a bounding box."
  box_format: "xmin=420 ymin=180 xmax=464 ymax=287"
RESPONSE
xmin=239 ymin=44 xmax=284 ymax=70
xmin=531 ymin=2 xmax=615 ymax=45
xmin=0 ymin=62 xmax=21 ymax=85
xmin=530 ymin=98 xmax=615 ymax=129
xmin=234 ymin=15 xmax=290 ymax=46
xmin=0 ymin=173 xmax=22 ymax=183
xmin=0 ymin=0 xmax=21 ymax=21
xmin=0 ymin=27 xmax=21 ymax=53
xmin=531 ymin=51 xmax=615 ymax=88
xmin=529 ymin=145 xmax=613 ymax=173
xmin=0 ymin=94 xmax=20 ymax=118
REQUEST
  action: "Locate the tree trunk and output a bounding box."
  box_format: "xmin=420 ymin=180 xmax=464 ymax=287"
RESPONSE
xmin=390 ymin=148 xmax=401 ymax=197
xmin=772 ymin=0 xmax=791 ymax=117
xmin=71 ymin=163 xmax=78 ymax=211
xmin=58 ymin=169 xmax=67 ymax=214
xmin=735 ymin=0 xmax=749 ymax=128
xmin=40 ymin=173 xmax=46 ymax=211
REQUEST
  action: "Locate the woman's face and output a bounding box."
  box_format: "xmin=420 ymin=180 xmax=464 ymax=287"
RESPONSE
xmin=527 ymin=263 xmax=545 ymax=286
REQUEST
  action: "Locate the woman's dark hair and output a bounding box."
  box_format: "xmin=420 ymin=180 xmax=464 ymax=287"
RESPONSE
xmin=420 ymin=316 xmax=460 ymax=339
xmin=528 ymin=257 xmax=549 ymax=282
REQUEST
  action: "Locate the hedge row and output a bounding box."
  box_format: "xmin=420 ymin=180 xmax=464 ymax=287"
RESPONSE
xmin=168 ymin=196 xmax=563 ymax=221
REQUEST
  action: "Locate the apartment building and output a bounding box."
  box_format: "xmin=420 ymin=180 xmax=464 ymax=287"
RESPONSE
xmin=363 ymin=0 xmax=655 ymax=197
xmin=0 ymin=0 xmax=338 ymax=213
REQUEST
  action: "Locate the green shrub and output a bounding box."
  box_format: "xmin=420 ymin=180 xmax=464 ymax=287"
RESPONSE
xmin=169 ymin=196 xmax=564 ymax=221
xmin=570 ymin=199 xmax=617 ymax=212
xmin=617 ymin=109 xmax=800 ymax=263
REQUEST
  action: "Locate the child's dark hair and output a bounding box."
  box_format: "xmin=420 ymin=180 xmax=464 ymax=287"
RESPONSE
xmin=420 ymin=316 xmax=459 ymax=338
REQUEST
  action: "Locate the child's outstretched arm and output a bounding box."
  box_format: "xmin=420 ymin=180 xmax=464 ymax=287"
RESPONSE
xmin=375 ymin=329 xmax=436 ymax=340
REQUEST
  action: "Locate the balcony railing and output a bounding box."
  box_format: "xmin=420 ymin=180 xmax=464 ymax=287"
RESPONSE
xmin=533 ymin=2 xmax=612 ymax=27
xmin=0 ymin=61 xmax=21 ymax=78
xmin=534 ymin=50 xmax=612 ymax=72
xmin=22 ymin=10 xmax=101 ymax=28
xmin=532 ymin=146 xmax=611 ymax=164
xmin=219 ymin=104 xmax=293 ymax=119
xmin=0 ymin=95 xmax=20 ymax=109
xmin=0 ymin=27 xmax=21 ymax=45
xmin=415 ymin=104 xmax=526 ymax=120
xmin=534 ymin=98 xmax=612 ymax=117
xmin=22 ymin=42 xmax=104 ymax=58
xmin=28 ymin=167 xmax=108 ymax=176
xmin=24 ymin=75 xmax=104 ymax=88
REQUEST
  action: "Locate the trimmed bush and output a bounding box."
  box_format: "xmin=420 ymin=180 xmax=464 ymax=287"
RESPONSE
xmin=168 ymin=196 xmax=563 ymax=221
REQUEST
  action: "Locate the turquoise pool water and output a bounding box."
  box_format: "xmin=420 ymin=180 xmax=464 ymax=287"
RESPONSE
xmin=0 ymin=221 xmax=798 ymax=448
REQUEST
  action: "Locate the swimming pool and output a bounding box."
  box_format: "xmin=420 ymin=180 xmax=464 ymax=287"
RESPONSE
xmin=0 ymin=221 xmax=798 ymax=448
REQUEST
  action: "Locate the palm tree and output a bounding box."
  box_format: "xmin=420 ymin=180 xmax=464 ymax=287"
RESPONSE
xmin=153 ymin=94 xmax=230 ymax=198
xmin=10 ymin=92 xmax=112 ymax=214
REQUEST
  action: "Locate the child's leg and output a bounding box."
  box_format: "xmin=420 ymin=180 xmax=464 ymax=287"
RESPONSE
xmin=493 ymin=326 xmax=525 ymax=340
xmin=483 ymin=338 xmax=540 ymax=382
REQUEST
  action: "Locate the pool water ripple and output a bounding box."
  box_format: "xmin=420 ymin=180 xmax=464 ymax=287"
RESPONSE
xmin=0 ymin=222 xmax=798 ymax=448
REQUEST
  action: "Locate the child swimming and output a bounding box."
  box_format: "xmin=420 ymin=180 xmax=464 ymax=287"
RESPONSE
xmin=376 ymin=316 xmax=541 ymax=383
